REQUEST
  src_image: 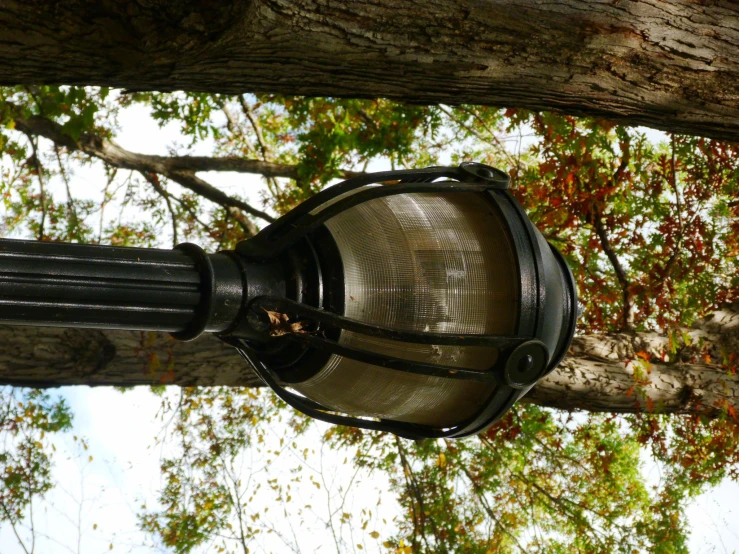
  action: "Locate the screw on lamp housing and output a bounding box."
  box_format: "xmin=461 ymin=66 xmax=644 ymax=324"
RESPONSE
xmin=0 ymin=163 xmax=577 ymax=439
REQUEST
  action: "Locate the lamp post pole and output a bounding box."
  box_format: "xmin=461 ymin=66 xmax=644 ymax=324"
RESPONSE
xmin=0 ymin=239 xmax=242 ymax=338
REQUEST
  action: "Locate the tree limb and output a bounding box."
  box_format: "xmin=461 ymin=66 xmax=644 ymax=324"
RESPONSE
xmin=11 ymin=109 xmax=283 ymax=235
xmin=11 ymin=108 xmax=365 ymax=232
xmin=0 ymin=306 xmax=736 ymax=417
xmin=3 ymin=1 xmax=739 ymax=140
xmin=13 ymin=111 xmax=298 ymax=180
xmin=528 ymin=304 xmax=739 ymax=416
xmin=591 ymin=205 xmax=633 ymax=330
xmin=140 ymin=171 xmax=179 ymax=245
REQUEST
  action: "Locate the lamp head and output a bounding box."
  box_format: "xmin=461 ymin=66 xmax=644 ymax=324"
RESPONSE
xmin=219 ymin=163 xmax=578 ymax=439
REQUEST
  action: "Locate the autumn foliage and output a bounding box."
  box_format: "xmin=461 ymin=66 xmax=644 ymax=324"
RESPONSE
xmin=0 ymin=87 xmax=738 ymax=552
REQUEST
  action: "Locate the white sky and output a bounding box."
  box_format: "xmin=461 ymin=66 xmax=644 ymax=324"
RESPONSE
xmin=0 ymin=103 xmax=738 ymax=553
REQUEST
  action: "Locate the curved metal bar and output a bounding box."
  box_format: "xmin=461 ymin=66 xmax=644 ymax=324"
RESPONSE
xmin=282 ymin=333 xmax=501 ymax=383
xmin=250 ymin=296 xmax=528 ymax=348
xmin=222 ymin=336 xmax=453 ymax=440
xmin=238 ymin=165 xmax=509 ymax=258
xmin=252 ymin=166 xmax=474 ymax=237
xmin=219 ymin=335 xmax=525 ymax=440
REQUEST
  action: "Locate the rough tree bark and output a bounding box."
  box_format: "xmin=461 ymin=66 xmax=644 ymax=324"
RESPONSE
xmin=0 ymin=327 xmax=263 ymax=389
xmin=525 ymin=304 xmax=739 ymax=416
xmin=1 ymin=1 xmax=739 ymax=141
xmin=3 ymin=305 xmax=737 ymax=417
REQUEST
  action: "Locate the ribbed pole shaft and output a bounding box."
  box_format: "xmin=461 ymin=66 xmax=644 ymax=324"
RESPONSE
xmin=0 ymin=238 xmax=244 ymax=336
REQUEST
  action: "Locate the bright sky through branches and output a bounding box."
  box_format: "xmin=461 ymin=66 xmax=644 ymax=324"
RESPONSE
xmin=0 ymin=98 xmax=737 ymax=553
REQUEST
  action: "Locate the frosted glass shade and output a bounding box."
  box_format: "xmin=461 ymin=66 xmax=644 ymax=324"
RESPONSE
xmin=292 ymin=192 xmax=519 ymax=427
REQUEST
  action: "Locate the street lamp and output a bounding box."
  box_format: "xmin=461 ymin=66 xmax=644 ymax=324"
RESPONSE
xmin=0 ymin=163 xmax=577 ymax=439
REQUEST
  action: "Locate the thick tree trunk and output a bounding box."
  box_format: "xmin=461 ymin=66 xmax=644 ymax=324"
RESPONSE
xmin=2 ymin=305 xmax=737 ymax=417
xmin=1 ymin=1 xmax=739 ymax=141
xmin=527 ymin=304 xmax=739 ymax=416
xmin=0 ymin=327 xmax=263 ymax=388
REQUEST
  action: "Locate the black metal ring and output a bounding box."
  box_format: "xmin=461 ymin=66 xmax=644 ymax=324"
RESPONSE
xmin=503 ymin=340 xmax=550 ymax=389
xmin=171 ymin=242 xmax=216 ymax=341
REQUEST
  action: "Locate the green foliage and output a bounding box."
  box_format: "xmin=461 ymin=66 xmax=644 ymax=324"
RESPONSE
xmin=0 ymin=86 xmax=738 ymax=552
xmin=504 ymin=110 xmax=739 ymax=332
xmin=322 ymin=407 xmax=669 ymax=553
xmin=281 ymin=97 xmax=443 ymax=184
xmin=0 ymin=388 xmax=72 ymax=523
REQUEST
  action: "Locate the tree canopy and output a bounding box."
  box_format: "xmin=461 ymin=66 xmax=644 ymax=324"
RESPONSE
xmin=0 ymin=85 xmax=738 ymax=552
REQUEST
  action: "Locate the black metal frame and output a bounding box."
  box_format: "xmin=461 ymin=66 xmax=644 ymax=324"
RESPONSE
xmin=248 ymin=295 xmax=535 ymax=383
xmin=235 ymin=163 xmax=510 ymax=258
xmin=222 ymin=163 xmax=561 ymax=439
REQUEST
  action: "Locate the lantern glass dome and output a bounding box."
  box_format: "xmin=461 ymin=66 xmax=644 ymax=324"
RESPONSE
xmin=293 ymin=192 xmax=519 ymax=426
xmin=222 ymin=162 xmax=575 ymax=439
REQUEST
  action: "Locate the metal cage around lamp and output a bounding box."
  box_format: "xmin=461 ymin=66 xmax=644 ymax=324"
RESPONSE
xmin=219 ymin=162 xmax=578 ymax=439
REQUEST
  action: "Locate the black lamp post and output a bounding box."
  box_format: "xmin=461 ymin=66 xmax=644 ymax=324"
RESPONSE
xmin=0 ymin=163 xmax=577 ymax=439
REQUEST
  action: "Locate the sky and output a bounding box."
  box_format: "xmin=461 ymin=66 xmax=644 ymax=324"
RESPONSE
xmin=0 ymin=101 xmax=401 ymax=554
xmin=1 ymin=100 xmax=738 ymax=553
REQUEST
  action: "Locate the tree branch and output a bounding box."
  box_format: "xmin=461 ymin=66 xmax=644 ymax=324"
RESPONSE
xmin=657 ymin=134 xmax=685 ymax=286
xmin=165 ymin=170 xmax=264 ymax=236
xmin=11 ymin=110 xmax=287 ymax=234
xmin=140 ymin=171 xmax=179 ymax=245
xmin=23 ymin=133 xmax=47 ymax=241
xmin=591 ymin=206 xmax=633 ymax=330
xmin=13 ymin=111 xmax=298 ymax=180
xmin=11 ymin=108 xmax=364 ymax=232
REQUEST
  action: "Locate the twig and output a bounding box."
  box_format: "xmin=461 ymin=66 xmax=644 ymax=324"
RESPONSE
xmin=451 ymin=440 xmax=528 ymax=554
xmin=24 ymin=134 xmax=47 ymax=240
xmin=394 ymin=437 xmax=434 ymax=552
xmin=238 ymin=95 xmax=285 ymax=202
xmin=97 ymin=166 xmax=120 ymax=243
xmin=591 ymin=206 xmax=632 ymax=330
xmin=448 ymin=105 xmax=519 ymax=168
xmin=217 ymin=98 xmax=259 ymax=158
xmin=140 ymin=171 xmax=179 ymax=245
xmin=0 ymin=500 xmax=31 ymax=554
xmin=356 ymin=108 xmax=379 ymax=133
xmin=54 ymin=144 xmax=80 ymax=237
xmin=238 ymin=96 xmax=270 ymax=160
xmin=658 ymin=134 xmax=685 ymax=286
